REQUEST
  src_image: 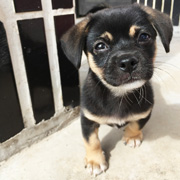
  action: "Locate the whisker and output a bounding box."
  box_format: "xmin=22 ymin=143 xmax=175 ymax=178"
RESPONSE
xmin=155 ymin=62 xmax=180 ymax=70
xmin=136 ymin=87 xmax=153 ymax=105
xmin=124 ymin=95 xmax=132 ymax=106
xmin=126 ymin=94 xmax=133 ymax=103
xmin=140 ymin=86 xmax=144 ymax=104
xmin=154 ymin=67 xmax=177 ymax=83
xmin=118 ymin=95 xmax=124 ymax=112
xmin=152 ymin=72 xmax=163 ymax=83
xmin=132 ymin=91 xmax=141 ymax=107
xmin=153 ymin=70 xmax=173 ymax=94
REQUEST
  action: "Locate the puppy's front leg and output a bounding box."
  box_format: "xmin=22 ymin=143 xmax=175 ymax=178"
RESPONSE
xmin=81 ymin=115 xmax=108 ymax=176
xmin=122 ymin=113 xmax=151 ymax=148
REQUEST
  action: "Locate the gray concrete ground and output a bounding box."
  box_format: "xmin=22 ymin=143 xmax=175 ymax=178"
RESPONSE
xmin=0 ymin=36 xmax=180 ymax=180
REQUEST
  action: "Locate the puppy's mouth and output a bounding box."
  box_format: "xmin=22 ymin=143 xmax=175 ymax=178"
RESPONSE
xmin=104 ymin=72 xmax=142 ymax=87
xmin=125 ymin=74 xmax=142 ymax=83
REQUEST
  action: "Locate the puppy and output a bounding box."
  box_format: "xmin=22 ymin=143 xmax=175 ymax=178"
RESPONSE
xmin=61 ymin=4 xmax=173 ymax=176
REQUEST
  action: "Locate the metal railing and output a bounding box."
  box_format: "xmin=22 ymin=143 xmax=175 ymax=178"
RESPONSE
xmin=0 ymin=0 xmax=78 ymax=162
xmin=133 ymin=0 xmax=180 ymax=26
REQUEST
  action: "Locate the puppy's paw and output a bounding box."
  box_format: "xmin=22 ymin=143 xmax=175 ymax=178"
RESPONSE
xmin=85 ymin=151 xmax=108 ymax=177
xmin=122 ymin=131 xmax=143 ymax=148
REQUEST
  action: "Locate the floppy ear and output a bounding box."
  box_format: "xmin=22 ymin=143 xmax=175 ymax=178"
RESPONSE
xmin=141 ymin=5 xmax=173 ymax=53
xmin=60 ymin=18 xmax=90 ymax=69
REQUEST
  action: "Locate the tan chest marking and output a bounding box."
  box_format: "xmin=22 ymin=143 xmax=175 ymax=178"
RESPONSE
xmin=83 ymin=108 xmax=152 ymax=125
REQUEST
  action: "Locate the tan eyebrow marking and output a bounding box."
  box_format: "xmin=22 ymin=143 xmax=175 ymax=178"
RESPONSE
xmin=100 ymin=31 xmax=113 ymax=41
xmin=129 ymin=25 xmax=140 ymax=37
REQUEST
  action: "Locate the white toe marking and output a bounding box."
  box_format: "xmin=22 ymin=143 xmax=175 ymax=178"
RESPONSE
xmin=87 ymin=164 xmax=93 ymax=175
xmin=100 ymin=163 xmax=108 ymax=172
xmin=127 ymin=139 xmax=142 ymax=148
xmin=93 ymin=168 xmax=102 ymax=177
xmin=86 ymin=162 xmax=108 ymax=177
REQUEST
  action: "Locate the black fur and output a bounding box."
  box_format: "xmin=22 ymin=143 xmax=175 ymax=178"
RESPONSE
xmin=85 ymin=3 xmax=110 ymax=15
xmin=81 ymin=70 xmax=154 ymax=139
xmin=61 ymin=4 xmax=173 ymax=143
xmin=81 ymin=114 xmax=99 ymax=142
xmin=82 ymin=71 xmax=154 ymax=118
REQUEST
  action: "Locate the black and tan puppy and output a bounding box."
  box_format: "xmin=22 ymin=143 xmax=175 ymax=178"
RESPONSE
xmin=61 ymin=4 xmax=173 ymax=176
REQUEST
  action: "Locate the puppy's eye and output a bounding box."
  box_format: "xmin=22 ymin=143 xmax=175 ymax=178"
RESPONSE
xmin=94 ymin=42 xmax=109 ymax=51
xmin=138 ymin=33 xmax=151 ymax=43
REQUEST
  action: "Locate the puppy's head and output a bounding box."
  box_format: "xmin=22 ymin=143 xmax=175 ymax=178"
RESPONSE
xmin=61 ymin=4 xmax=173 ymax=92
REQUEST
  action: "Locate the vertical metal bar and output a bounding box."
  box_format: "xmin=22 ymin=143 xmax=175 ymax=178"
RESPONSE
xmin=170 ymin=0 xmax=174 ymax=20
xmin=144 ymin=0 xmax=148 ymax=6
xmin=73 ymin=0 xmax=77 ymax=21
xmin=152 ymin=0 xmax=156 ymax=9
xmin=161 ymin=0 xmax=165 ymax=12
xmin=41 ymin=0 xmax=64 ymax=113
xmin=0 ymin=1 xmax=35 ymax=128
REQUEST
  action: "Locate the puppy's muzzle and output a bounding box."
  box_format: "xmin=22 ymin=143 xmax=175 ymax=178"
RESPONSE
xmin=118 ymin=57 xmax=139 ymax=73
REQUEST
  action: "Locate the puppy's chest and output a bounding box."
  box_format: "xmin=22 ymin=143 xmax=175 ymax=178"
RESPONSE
xmin=82 ymin=107 xmax=151 ymax=126
xmin=84 ymin=90 xmax=151 ymax=117
xmin=82 ymin=78 xmax=153 ymax=125
xmin=82 ymin=102 xmax=152 ymax=127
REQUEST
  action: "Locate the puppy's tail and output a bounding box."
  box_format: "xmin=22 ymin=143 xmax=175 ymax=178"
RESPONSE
xmin=86 ymin=3 xmax=110 ymax=15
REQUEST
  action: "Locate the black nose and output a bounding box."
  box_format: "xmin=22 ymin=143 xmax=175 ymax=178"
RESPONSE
xmin=119 ymin=58 xmax=139 ymax=73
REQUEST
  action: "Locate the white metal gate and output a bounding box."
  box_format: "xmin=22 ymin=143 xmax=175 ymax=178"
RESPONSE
xmin=0 ymin=0 xmax=79 ymax=162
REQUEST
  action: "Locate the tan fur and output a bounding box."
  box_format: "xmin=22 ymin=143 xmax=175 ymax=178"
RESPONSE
xmin=84 ymin=128 xmax=107 ymax=168
xmin=141 ymin=5 xmax=156 ymax=18
xmin=82 ymin=108 xmax=152 ymax=125
xmin=100 ymin=31 xmax=113 ymax=41
xmin=87 ymin=52 xmax=104 ymax=78
xmin=122 ymin=121 xmax=143 ymax=146
xmin=129 ymin=25 xmax=140 ymax=37
xmin=61 ymin=17 xmax=90 ymax=51
xmin=77 ymin=17 xmax=90 ymax=33
xmin=152 ymin=41 xmax=157 ymax=62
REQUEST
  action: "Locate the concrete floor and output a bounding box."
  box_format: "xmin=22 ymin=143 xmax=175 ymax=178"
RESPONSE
xmin=0 ymin=36 xmax=180 ymax=180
